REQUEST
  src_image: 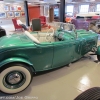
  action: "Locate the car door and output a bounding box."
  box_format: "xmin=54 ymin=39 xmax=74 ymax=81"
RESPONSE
xmin=81 ymin=36 xmax=97 ymax=55
xmin=52 ymin=40 xmax=75 ymax=68
xmin=73 ymin=39 xmax=83 ymax=61
xmin=30 ymin=43 xmax=53 ymax=71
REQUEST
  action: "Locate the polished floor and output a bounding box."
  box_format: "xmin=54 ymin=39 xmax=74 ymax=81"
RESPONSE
xmin=0 ymin=24 xmax=100 ymax=100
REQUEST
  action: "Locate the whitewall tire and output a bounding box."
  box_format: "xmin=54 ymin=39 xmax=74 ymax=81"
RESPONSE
xmin=0 ymin=64 xmax=32 ymax=94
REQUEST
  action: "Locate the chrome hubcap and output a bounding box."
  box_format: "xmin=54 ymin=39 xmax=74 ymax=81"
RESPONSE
xmin=8 ymin=73 xmax=21 ymax=84
xmin=3 ymin=71 xmax=26 ymax=89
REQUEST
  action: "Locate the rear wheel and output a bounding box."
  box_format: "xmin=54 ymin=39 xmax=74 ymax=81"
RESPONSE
xmin=0 ymin=63 xmax=33 ymax=94
xmin=97 ymin=55 xmax=100 ymax=61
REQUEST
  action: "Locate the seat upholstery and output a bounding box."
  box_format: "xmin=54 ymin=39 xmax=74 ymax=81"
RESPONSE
xmin=24 ymin=31 xmax=40 ymax=43
xmin=32 ymin=32 xmax=56 ymax=43
xmin=32 ymin=33 xmax=46 ymax=42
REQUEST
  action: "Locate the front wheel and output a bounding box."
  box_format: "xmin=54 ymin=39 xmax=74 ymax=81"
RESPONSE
xmin=97 ymin=55 xmax=100 ymax=61
xmin=0 ymin=64 xmax=33 ymax=94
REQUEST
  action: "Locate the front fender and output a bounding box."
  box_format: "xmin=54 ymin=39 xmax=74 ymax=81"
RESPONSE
xmin=96 ymin=46 xmax=100 ymax=55
xmin=0 ymin=57 xmax=33 ymax=68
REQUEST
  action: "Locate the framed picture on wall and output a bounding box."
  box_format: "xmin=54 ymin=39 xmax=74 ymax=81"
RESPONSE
xmin=7 ymin=12 xmax=14 ymax=17
xmin=4 ymin=5 xmax=9 ymax=11
xmin=10 ymin=5 xmax=17 ymax=11
xmin=0 ymin=12 xmax=6 ymax=18
xmin=17 ymin=6 xmax=22 ymax=11
xmin=21 ymin=11 xmax=25 ymax=16
xmin=14 ymin=12 xmax=20 ymax=17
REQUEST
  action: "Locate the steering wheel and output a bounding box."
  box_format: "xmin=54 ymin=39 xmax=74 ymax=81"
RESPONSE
xmin=45 ymin=28 xmax=54 ymax=42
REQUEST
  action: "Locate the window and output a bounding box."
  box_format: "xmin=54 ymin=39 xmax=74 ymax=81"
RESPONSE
xmin=80 ymin=4 xmax=89 ymax=13
xmin=65 ymin=5 xmax=74 ymax=16
xmin=44 ymin=5 xmax=49 ymax=17
xmin=96 ymin=4 xmax=100 ymax=12
xmin=54 ymin=8 xmax=59 ymax=17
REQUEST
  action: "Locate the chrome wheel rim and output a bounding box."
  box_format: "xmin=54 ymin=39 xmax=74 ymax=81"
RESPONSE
xmin=3 ymin=71 xmax=26 ymax=89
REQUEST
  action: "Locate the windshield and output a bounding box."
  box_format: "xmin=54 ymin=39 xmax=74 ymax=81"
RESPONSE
xmin=52 ymin=22 xmax=75 ymax=31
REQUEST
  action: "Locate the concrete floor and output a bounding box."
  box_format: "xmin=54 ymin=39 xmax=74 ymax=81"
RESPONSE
xmin=0 ymin=24 xmax=100 ymax=100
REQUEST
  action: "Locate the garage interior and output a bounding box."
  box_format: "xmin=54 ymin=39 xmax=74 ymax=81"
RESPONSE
xmin=0 ymin=0 xmax=100 ymax=100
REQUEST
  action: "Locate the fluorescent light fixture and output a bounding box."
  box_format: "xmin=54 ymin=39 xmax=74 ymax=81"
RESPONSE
xmin=5 ymin=3 xmax=10 ymax=4
xmin=28 ymin=3 xmax=32 ymax=4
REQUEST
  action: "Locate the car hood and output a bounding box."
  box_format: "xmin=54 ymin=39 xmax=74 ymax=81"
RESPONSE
xmin=0 ymin=34 xmax=33 ymax=48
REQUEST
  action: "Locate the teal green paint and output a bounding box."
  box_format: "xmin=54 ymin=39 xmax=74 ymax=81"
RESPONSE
xmin=96 ymin=46 xmax=100 ymax=55
xmin=0 ymin=30 xmax=99 ymax=72
xmin=0 ymin=57 xmax=33 ymax=67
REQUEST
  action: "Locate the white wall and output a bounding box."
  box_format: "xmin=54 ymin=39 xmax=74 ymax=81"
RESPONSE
xmin=44 ymin=0 xmax=72 ymax=3
xmin=0 ymin=1 xmax=25 ymax=25
xmin=0 ymin=17 xmax=25 ymax=25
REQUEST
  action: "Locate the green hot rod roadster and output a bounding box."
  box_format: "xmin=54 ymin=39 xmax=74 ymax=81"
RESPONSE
xmin=0 ymin=23 xmax=100 ymax=94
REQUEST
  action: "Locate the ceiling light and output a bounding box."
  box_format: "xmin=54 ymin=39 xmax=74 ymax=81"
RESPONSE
xmin=28 ymin=3 xmax=32 ymax=4
xmin=5 ymin=3 xmax=10 ymax=4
